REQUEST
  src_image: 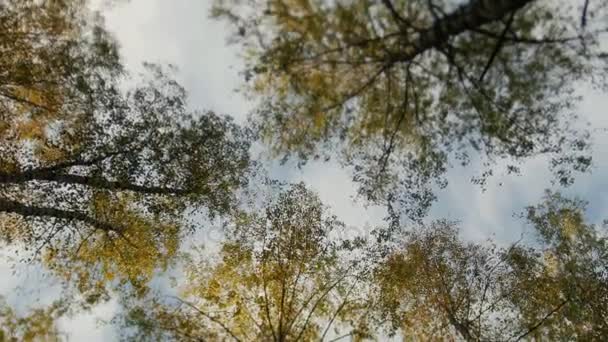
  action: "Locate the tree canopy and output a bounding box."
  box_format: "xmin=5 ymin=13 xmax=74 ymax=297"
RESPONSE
xmin=375 ymin=192 xmax=608 ymax=340
xmin=1 ymin=0 xmax=607 ymax=340
xmin=122 ymin=187 xmax=608 ymax=341
xmin=0 ymin=0 xmax=251 ymax=300
xmin=213 ymin=0 xmax=608 ymax=219
xmin=121 ymin=183 xmax=373 ymax=341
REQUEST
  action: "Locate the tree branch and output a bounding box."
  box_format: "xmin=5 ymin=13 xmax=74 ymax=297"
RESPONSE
xmin=320 ymin=276 xmax=360 ymax=341
xmin=513 ymin=299 xmax=569 ymax=341
xmin=478 ymin=11 xmax=516 ymax=82
xmin=393 ymin=0 xmax=533 ymax=63
xmin=582 ymin=0 xmax=591 ymax=28
xmin=28 ymin=149 xmax=130 ymax=174
xmin=0 ymin=198 xmax=119 ymax=233
xmin=0 ymin=171 xmax=189 ymax=195
xmin=293 ymin=270 xmax=354 ymax=341
xmin=172 ymin=296 xmax=242 ymax=342
xmin=381 ymin=0 xmax=407 ymax=25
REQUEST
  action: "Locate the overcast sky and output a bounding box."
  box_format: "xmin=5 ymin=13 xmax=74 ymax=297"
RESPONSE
xmin=1 ymin=0 xmax=607 ymax=340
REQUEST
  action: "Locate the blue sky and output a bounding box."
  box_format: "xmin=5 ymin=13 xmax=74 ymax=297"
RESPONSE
xmin=1 ymin=0 xmax=607 ymax=339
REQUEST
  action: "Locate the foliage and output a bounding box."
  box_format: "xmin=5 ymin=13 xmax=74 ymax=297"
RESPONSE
xmin=374 ymin=192 xmax=608 ymax=340
xmin=1 ymin=1 xmax=607 ymax=341
xmin=120 ymin=189 xmax=608 ymax=341
xmin=0 ymin=296 xmax=66 ymax=342
xmin=121 ymin=183 xmax=373 ymax=341
xmin=0 ymin=0 xmax=251 ymax=299
xmin=214 ymin=0 xmax=608 ymax=220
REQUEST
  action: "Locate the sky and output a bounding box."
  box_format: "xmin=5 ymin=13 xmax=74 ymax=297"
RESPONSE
xmin=1 ymin=0 xmax=607 ymax=340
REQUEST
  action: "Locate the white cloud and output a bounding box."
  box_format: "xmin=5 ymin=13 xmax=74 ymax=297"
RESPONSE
xmin=104 ymin=0 xmax=252 ymax=121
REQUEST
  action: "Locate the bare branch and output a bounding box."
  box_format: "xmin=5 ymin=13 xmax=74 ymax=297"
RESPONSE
xmin=478 ymin=11 xmax=516 ymax=82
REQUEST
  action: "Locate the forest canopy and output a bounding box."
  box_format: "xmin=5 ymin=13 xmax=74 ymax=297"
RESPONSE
xmin=0 ymin=0 xmax=251 ymax=302
xmin=214 ymin=0 xmax=608 ymax=219
xmin=0 ymin=0 xmax=607 ymax=341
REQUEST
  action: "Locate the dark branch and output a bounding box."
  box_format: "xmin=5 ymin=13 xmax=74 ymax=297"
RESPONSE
xmin=28 ymin=149 xmax=130 ymax=174
xmin=513 ymin=299 xmax=569 ymax=341
xmin=30 ymin=173 xmax=189 ymax=195
xmin=478 ymin=11 xmax=516 ymax=82
xmin=582 ymin=0 xmax=591 ymax=28
xmin=0 ymin=89 xmax=55 ymax=112
xmin=393 ymin=0 xmax=533 ymax=63
xmin=381 ymin=0 xmax=407 ymax=25
xmin=0 ymin=171 xmax=189 ymax=196
xmin=0 ymin=197 xmax=119 ymax=233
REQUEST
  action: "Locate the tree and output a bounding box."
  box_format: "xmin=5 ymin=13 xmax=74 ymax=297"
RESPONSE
xmin=374 ymin=192 xmax=608 ymax=340
xmin=121 ymin=183 xmax=374 ymax=341
xmin=519 ymin=191 xmax=608 ymax=339
xmin=0 ymin=0 xmax=121 ymax=143
xmin=213 ymin=0 xmax=608 ymax=220
xmin=0 ymin=0 xmax=251 ymax=299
